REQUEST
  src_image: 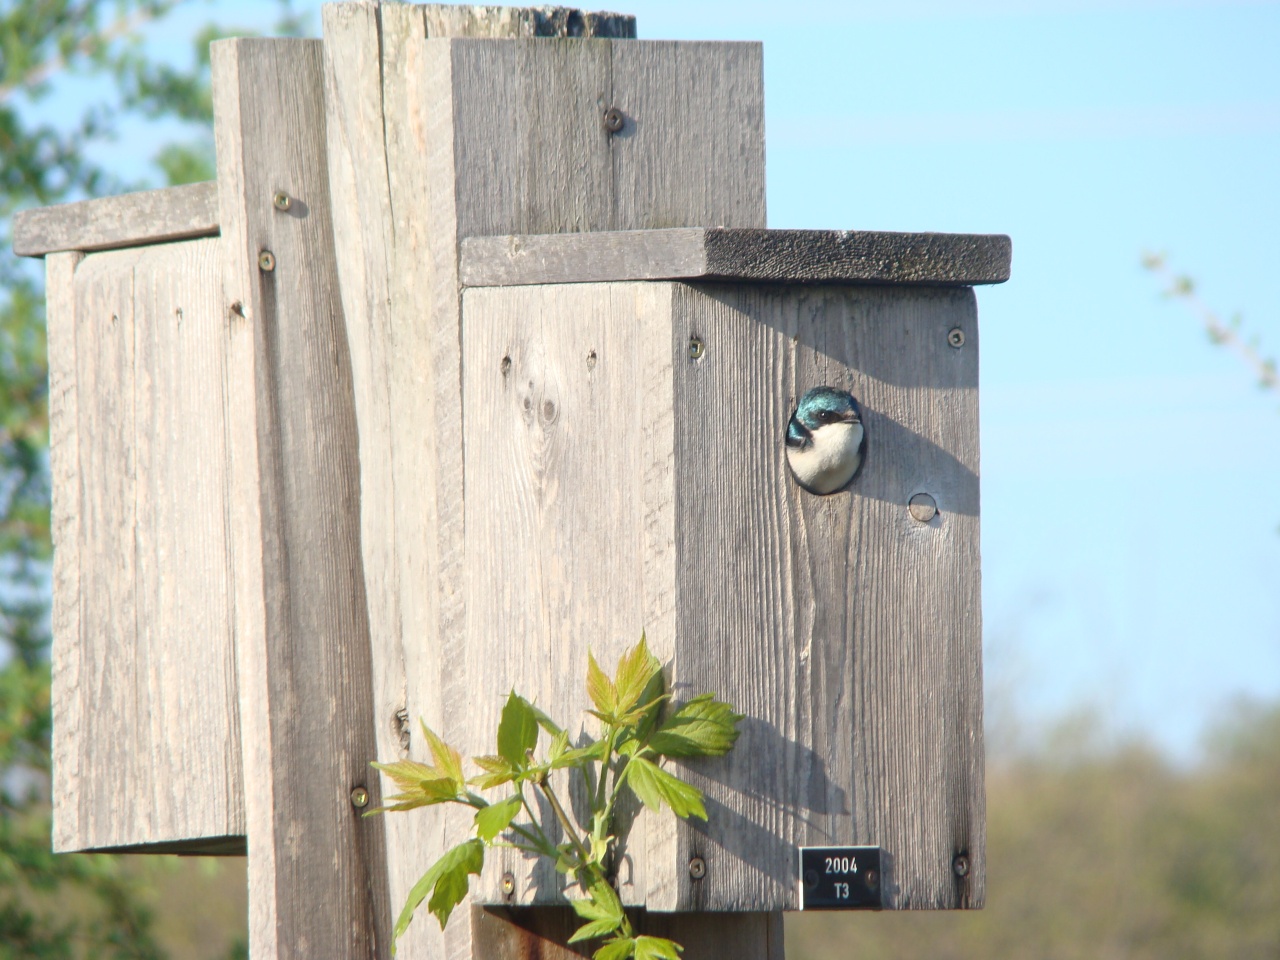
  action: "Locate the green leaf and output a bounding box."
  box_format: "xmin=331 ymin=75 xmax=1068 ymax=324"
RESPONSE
xmin=469 ymin=753 xmax=517 ymax=789
xmin=371 ymin=758 xmax=443 ymax=792
xmin=587 ymin=649 xmax=618 ymax=717
xmin=569 ymin=918 xmax=625 ymax=944
xmin=497 ymin=691 xmax=540 ymax=769
xmin=421 ymin=721 xmax=465 ymax=786
xmin=393 ymin=838 xmax=485 ymax=942
xmin=624 ymin=757 xmax=707 ymax=820
xmin=370 ymin=760 xmax=460 ymax=808
xmin=614 ymin=635 xmax=662 ymax=716
xmin=554 ymin=739 xmax=609 ymax=769
xmin=548 ymin=729 xmax=570 ymax=765
xmin=634 ymin=935 xmax=684 ymax=960
xmin=595 ymin=937 xmax=637 ymax=960
xmin=585 ymin=872 xmax=626 ymax=922
xmin=647 ymin=694 xmax=742 ymax=759
xmin=475 ymin=795 xmax=523 ymax=842
xmin=427 ymin=838 xmax=485 ymax=929
xmin=571 ymin=894 xmax=620 ymax=923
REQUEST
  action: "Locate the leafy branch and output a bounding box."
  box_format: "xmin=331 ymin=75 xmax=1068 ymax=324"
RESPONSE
xmin=1142 ymin=251 xmax=1277 ymax=394
xmin=369 ymin=635 xmax=742 ymax=960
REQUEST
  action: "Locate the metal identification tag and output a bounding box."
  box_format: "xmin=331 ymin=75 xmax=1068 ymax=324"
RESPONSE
xmin=798 ymin=846 xmax=883 ymax=909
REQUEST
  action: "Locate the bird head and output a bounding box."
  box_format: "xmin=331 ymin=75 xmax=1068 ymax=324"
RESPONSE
xmin=787 ymin=386 xmax=862 ymax=448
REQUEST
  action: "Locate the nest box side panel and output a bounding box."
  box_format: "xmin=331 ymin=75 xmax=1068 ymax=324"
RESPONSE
xmin=658 ymin=283 xmax=984 ymax=912
xmin=50 ymin=239 xmax=245 ymax=853
xmin=461 ymin=281 xmax=678 ymax=907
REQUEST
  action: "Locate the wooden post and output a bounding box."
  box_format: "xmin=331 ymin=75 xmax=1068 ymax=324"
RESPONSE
xmin=212 ymin=37 xmax=390 ymax=958
xmin=322 ymin=4 xmax=772 ymax=957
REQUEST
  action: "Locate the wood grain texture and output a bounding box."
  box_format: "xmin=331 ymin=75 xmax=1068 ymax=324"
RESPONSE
xmin=610 ymin=41 xmax=766 ymax=230
xmin=665 ymin=283 xmax=984 ymax=912
xmin=461 ymin=228 xmax=1013 ymax=288
xmin=50 ymin=240 xmax=245 ymax=854
xmin=321 ymin=14 xmax=770 ymax=957
xmin=13 ymin=182 xmax=219 ymax=257
xmin=461 ymin=282 xmax=674 ymax=909
xmin=47 ymin=250 xmax=85 ymax=854
xmin=420 ymin=4 xmax=636 ymax=38
xmin=211 ymin=37 xmax=389 ymax=959
xmin=460 ymin=280 xmax=984 ymax=916
xmin=450 ymin=40 xmax=766 ymax=237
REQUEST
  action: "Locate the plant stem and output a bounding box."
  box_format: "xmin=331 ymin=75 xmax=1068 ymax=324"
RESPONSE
xmin=595 ymin=725 xmax=617 ymax=813
xmin=539 ymin=779 xmax=592 ymax=866
xmin=516 ymin=786 xmax=559 ymax=857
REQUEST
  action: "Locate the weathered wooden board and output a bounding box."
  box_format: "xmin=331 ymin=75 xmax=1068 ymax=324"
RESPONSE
xmin=461 ymin=280 xmax=984 ymax=913
xmin=322 ymin=11 xmax=770 ymax=957
xmin=13 ymin=182 xmax=219 ymax=257
xmin=211 ymin=37 xmax=389 ymax=958
xmin=462 ymin=228 xmax=1014 ymax=288
xmin=610 ymin=41 xmax=766 ymax=231
xmin=420 ymin=3 xmax=635 ymax=39
xmin=449 ymin=39 xmax=765 ymax=237
xmin=48 ymin=239 xmax=245 ymax=855
xmin=461 ymin=282 xmax=674 ymax=908
xmin=47 ymin=250 xmax=85 ymax=854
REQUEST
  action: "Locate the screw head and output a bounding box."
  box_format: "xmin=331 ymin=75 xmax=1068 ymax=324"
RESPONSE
xmin=864 ymin=868 xmax=879 ymax=889
xmin=603 ymin=107 xmax=624 ymax=133
xmin=273 ymin=191 xmax=292 ymax=211
xmin=350 ymin=785 xmax=370 ymax=809
xmin=947 ymin=327 xmax=965 ymax=348
xmin=908 ymin=493 xmax=938 ymax=523
xmin=258 ymin=250 xmax=276 ymax=272
xmin=953 ymin=854 xmax=970 ymax=878
xmin=688 ymin=856 xmax=707 ymax=880
xmin=501 ymin=872 xmax=515 ymax=898
xmin=688 ymin=336 xmax=705 ymax=361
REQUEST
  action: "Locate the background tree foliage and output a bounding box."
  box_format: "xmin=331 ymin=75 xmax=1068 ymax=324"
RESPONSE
xmin=2 ymin=3 xmax=1277 ymax=959
xmin=1 ymin=1 xmax=296 ymax=956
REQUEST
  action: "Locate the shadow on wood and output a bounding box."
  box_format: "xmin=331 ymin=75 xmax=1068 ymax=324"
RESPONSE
xmin=472 ymin=906 xmax=784 ymax=960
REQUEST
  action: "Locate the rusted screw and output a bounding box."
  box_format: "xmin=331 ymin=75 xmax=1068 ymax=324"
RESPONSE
xmin=272 ymin=191 xmax=292 ymax=211
xmin=258 ymin=250 xmax=276 ymax=272
xmin=947 ymin=327 xmax=965 ymax=348
xmin=501 ymin=872 xmax=515 ymax=898
xmin=908 ymin=493 xmax=937 ymax=523
xmin=688 ymin=336 xmax=705 ymax=361
xmin=953 ymin=854 xmax=970 ymax=878
xmin=350 ymin=785 xmax=369 ymax=809
xmin=603 ymin=107 xmax=624 ymax=133
xmin=688 ymin=856 xmax=707 ymax=880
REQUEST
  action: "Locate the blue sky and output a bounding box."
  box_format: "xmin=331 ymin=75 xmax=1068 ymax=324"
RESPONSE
xmin=40 ymin=0 xmax=1280 ymax=760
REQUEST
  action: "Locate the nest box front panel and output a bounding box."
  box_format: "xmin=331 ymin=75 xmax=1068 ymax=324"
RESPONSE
xmin=49 ymin=239 xmax=245 ymax=854
xmin=663 ymin=283 xmax=983 ymax=912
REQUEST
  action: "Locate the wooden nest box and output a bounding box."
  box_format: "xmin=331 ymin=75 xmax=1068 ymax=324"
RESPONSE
xmin=15 ymin=3 xmax=1008 ymax=957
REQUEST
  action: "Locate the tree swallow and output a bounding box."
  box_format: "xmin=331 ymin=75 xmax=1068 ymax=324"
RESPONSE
xmin=785 ymin=386 xmax=866 ymax=495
